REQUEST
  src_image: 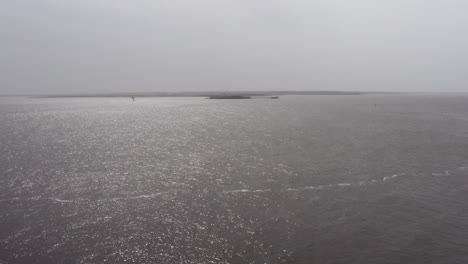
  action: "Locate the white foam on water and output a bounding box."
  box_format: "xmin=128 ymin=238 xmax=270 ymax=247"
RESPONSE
xmin=225 ymin=182 xmax=356 ymax=194
xmin=223 ymin=189 xmax=271 ymax=194
xmin=47 ymin=242 xmax=65 ymax=254
xmin=252 ymin=189 xmax=272 ymax=193
xmin=50 ymin=198 xmax=73 ymax=203
xmin=4 ymin=164 xmax=467 ymax=203
xmin=62 ymin=211 xmax=79 ymax=217
xmin=305 ymin=185 xmax=324 ymax=190
xmin=382 ymin=173 xmax=406 ymax=181
xmin=336 ymin=183 xmax=353 ymax=187
xmin=223 ymin=189 xmax=249 ymax=193
xmin=223 ymin=164 xmax=468 ymax=194
xmin=108 ymin=192 xmax=169 ymax=202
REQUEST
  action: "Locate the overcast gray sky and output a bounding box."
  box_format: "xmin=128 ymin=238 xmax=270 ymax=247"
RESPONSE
xmin=2 ymin=0 xmax=468 ymax=94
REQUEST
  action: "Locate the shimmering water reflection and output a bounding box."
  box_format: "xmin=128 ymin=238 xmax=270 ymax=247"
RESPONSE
xmin=1 ymin=95 xmax=468 ymax=263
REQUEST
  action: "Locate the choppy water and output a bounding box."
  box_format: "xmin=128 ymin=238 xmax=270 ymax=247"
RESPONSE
xmin=1 ymin=95 xmax=468 ymax=264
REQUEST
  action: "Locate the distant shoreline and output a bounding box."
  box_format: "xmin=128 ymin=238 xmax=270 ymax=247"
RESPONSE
xmin=29 ymin=91 xmax=390 ymax=98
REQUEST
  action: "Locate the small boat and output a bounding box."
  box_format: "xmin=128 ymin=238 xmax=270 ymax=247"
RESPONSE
xmin=271 ymin=96 xmax=279 ymax=99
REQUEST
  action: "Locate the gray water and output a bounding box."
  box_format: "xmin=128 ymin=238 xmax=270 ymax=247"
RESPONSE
xmin=1 ymin=95 xmax=468 ymax=264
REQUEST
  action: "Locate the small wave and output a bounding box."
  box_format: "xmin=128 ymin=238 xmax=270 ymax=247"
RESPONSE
xmin=383 ymin=173 xmax=406 ymax=181
xmin=3 ymin=192 xmax=174 ymax=204
xmin=0 ymin=226 xmax=31 ymax=244
xmin=431 ymin=170 xmax=453 ymax=177
xmin=62 ymin=212 xmax=79 ymax=217
xmin=225 ymin=182 xmax=355 ymax=194
xmin=47 ymin=243 xmax=64 ymax=254
xmin=0 ymin=197 xmax=20 ymax=202
xmin=107 ymin=192 xmax=169 ymax=202
xmin=223 ymin=189 xmax=271 ymax=194
xmin=304 ymin=185 xmax=324 ymax=190
xmin=50 ymin=198 xmax=73 ymax=203
xmin=337 ymin=183 xmax=353 ymax=187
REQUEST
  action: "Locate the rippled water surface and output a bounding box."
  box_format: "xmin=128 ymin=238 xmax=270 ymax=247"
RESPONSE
xmin=1 ymin=95 xmax=468 ymax=264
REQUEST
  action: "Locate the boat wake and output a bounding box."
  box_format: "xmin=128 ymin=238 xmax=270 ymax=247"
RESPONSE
xmin=223 ymin=165 xmax=468 ymax=194
xmin=2 ymin=166 xmax=467 ymax=203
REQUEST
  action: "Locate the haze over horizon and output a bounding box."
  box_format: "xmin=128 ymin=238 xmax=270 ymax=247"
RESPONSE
xmin=2 ymin=0 xmax=468 ymax=95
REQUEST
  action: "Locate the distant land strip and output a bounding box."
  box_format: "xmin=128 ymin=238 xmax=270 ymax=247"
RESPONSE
xmin=34 ymin=91 xmax=395 ymax=98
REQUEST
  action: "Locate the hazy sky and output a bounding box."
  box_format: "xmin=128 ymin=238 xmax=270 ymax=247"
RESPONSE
xmin=2 ymin=0 xmax=468 ymax=94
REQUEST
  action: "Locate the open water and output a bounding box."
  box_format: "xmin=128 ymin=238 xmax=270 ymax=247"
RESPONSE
xmin=1 ymin=94 xmax=468 ymax=263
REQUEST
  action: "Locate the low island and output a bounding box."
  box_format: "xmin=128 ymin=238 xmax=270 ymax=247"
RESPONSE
xmin=208 ymin=95 xmax=252 ymax=99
